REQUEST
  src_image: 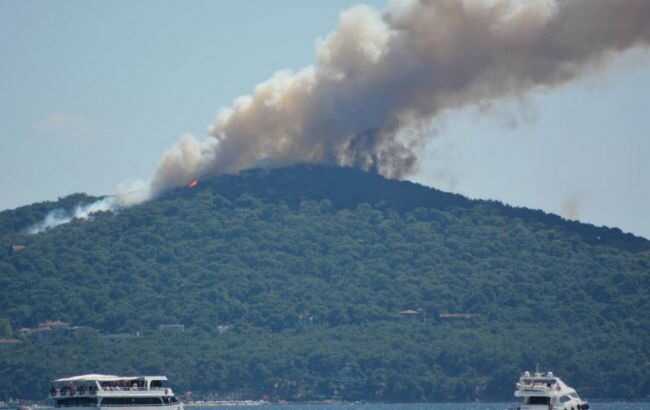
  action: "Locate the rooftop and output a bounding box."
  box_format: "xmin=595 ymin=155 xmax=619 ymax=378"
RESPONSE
xmin=54 ymin=374 xmax=168 ymax=383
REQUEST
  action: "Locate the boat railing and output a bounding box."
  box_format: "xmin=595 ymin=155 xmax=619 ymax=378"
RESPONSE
xmin=51 ymin=387 xmax=168 ymax=397
xmin=520 ymin=386 xmax=552 ymax=391
xmin=50 ymin=393 xmax=96 ymax=398
xmin=100 ymin=403 xmax=170 ymax=407
xmin=50 ymin=390 xmax=97 ymax=398
xmin=517 ymin=381 xmax=557 ymax=392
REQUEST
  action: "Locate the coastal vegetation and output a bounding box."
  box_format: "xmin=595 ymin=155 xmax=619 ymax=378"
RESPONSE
xmin=0 ymin=165 xmax=648 ymax=401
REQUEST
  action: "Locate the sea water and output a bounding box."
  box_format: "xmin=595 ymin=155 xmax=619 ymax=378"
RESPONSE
xmin=195 ymin=403 xmax=650 ymax=410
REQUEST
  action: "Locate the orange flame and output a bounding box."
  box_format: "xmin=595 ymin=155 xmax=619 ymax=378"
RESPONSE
xmin=187 ymin=179 xmax=198 ymax=188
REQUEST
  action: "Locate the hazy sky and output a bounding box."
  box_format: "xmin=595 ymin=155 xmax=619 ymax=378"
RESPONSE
xmin=1 ymin=1 xmax=649 ymax=238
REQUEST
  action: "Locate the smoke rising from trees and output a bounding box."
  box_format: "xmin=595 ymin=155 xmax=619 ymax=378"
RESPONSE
xmin=146 ymin=0 xmax=650 ymax=200
xmin=26 ymin=0 xmax=650 ymax=233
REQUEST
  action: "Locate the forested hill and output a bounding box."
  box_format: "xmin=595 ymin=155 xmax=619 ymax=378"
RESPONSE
xmin=161 ymin=165 xmax=648 ymax=251
xmin=0 ymin=165 xmax=649 ymax=402
xmin=0 ymin=193 xmax=101 ymax=239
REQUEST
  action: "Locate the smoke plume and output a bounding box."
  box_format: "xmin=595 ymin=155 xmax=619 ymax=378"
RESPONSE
xmin=25 ymin=0 xmax=650 ymax=233
xmin=141 ymin=0 xmax=650 ymax=200
xmin=28 ymin=198 xmax=116 ymax=234
xmin=26 ymin=178 xmax=158 ymax=234
xmin=560 ymin=194 xmax=583 ymax=221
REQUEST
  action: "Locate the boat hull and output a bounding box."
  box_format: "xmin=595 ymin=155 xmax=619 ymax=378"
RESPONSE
xmin=55 ymin=405 xmax=183 ymax=410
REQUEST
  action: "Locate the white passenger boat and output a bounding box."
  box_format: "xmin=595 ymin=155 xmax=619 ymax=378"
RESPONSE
xmin=49 ymin=374 xmax=183 ymax=410
xmin=513 ymin=371 xmax=589 ymax=410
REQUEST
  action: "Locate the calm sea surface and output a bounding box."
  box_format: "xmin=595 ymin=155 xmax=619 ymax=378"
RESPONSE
xmin=195 ymin=404 xmax=650 ymax=410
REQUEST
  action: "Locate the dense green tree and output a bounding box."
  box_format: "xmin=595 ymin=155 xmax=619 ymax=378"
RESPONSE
xmin=0 ymin=319 xmax=12 ymax=338
xmin=0 ymin=165 xmax=648 ymax=401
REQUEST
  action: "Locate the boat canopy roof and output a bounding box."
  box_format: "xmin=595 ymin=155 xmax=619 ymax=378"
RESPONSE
xmin=54 ymin=374 xmax=168 ymax=383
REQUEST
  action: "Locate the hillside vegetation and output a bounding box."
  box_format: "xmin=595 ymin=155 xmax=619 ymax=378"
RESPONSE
xmin=0 ymin=165 xmax=649 ymax=401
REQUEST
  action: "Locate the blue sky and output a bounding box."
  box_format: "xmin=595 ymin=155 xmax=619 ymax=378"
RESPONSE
xmin=1 ymin=1 xmax=649 ymax=238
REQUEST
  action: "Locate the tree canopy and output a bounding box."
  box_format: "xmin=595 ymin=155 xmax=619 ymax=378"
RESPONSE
xmin=0 ymin=165 xmax=648 ymax=401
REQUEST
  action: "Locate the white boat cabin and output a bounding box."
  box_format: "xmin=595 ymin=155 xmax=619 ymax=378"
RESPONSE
xmin=514 ymin=371 xmax=589 ymax=410
xmin=49 ymin=375 xmax=181 ymax=409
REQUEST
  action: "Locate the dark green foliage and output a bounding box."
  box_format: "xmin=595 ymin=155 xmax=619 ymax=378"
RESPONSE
xmin=0 ymin=319 xmax=11 ymax=338
xmin=0 ymin=165 xmax=648 ymax=401
xmin=0 ymin=193 xmax=102 ymax=238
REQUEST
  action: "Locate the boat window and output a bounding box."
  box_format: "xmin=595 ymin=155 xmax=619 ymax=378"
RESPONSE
xmin=101 ymin=381 xmax=144 ymax=391
xmin=527 ymin=397 xmax=551 ymax=405
xmin=570 ymin=393 xmax=579 ymax=399
xmin=150 ymin=380 xmax=164 ymax=389
xmin=102 ymin=397 xmax=164 ymax=406
xmin=55 ymin=397 xmax=98 ymax=407
xmin=560 ymin=396 xmax=572 ymax=403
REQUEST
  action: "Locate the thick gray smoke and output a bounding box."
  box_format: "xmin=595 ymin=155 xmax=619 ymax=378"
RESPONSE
xmin=25 ymin=0 xmax=650 ymax=233
xmin=143 ymin=0 xmax=650 ymax=199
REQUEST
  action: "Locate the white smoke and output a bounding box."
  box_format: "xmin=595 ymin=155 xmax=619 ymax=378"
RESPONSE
xmin=133 ymin=0 xmax=650 ymax=202
xmin=114 ymin=179 xmax=152 ymax=207
xmin=28 ymin=198 xmax=117 ymax=234
xmin=26 ymin=181 xmax=153 ymax=234
xmin=28 ymin=0 xmax=650 ymax=226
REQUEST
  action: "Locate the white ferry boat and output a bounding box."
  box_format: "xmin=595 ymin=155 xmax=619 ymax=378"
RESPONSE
xmin=49 ymin=374 xmax=183 ymax=410
xmin=513 ymin=371 xmax=589 ymax=410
